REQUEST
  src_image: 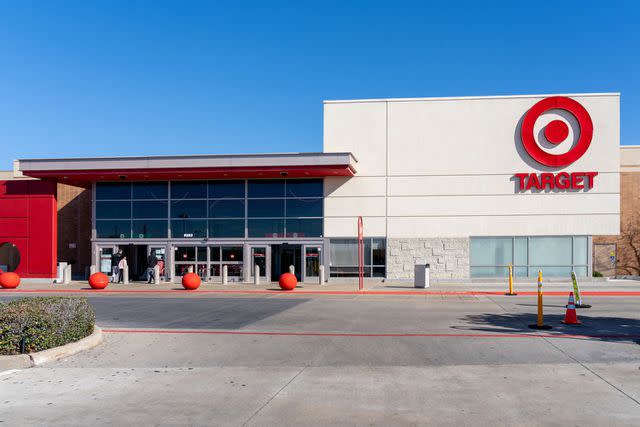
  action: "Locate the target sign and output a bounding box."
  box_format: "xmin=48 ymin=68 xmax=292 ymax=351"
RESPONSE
xmin=521 ymin=96 xmax=593 ymax=168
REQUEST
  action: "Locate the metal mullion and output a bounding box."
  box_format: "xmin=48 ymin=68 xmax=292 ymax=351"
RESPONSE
xmin=244 ymin=180 xmax=248 ymax=239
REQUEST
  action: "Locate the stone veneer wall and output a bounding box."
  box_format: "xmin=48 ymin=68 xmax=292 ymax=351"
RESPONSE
xmin=386 ymin=238 xmax=470 ymax=279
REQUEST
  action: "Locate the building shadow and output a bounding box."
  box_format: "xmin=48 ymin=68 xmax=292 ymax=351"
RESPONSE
xmin=89 ymin=296 xmax=311 ymax=330
xmin=452 ymin=311 xmax=640 ymax=345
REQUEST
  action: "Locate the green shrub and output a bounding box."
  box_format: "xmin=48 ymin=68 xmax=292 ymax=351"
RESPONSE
xmin=0 ymin=297 xmax=95 ymax=355
xmin=592 ymin=271 xmax=604 ymax=277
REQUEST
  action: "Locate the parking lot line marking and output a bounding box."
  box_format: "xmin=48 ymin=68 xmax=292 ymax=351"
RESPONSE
xmin=101 ymin=328 xmax=640 ymax=340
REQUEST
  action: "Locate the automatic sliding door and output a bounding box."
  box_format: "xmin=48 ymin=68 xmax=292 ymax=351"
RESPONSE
xmin=251 ymin=247 xmax=267 ymax=279
xmin=304 ymin=246 xmax=322 ymax=281
xmin=174 ymin=246 xmax=207 ymax=279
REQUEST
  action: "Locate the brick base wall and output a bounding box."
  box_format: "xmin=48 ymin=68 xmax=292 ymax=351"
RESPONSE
xmin=57 ymin=183 xmax=92 ymax=279
xmin=593 ymin=171 xmax=640 ymax=276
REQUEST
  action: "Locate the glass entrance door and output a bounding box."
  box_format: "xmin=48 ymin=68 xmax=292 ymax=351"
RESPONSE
xmin=271 ymin=244 xmax=302 ymax=281
xmin=174 ymin=246 xmax=207 ymax=280
xmin=97 ymin=245 xmax=118 ymax=275
xmin=303 ymin=246 xmax=322 ymax=281
xmin=251 ymin=247 xmax=267 ymax=280
xmin=148 ymin=246 xmax=166 ymax=281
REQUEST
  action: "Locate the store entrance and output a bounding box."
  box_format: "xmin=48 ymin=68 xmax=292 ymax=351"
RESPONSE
xmin=271 ymin=244 xmax=302 ymax=282
xmin=119 ymin=244 xmax=148 ymax=281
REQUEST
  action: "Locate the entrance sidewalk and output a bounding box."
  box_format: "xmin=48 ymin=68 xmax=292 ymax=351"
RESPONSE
xmin=4 ymin=277 xmax=639 ymax=295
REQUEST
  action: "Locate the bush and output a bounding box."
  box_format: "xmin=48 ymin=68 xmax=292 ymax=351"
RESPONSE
xmin=0 ymin=297 xmax=95 ymax=355
xmin=593 ymin=271 xmax=604 ymax=278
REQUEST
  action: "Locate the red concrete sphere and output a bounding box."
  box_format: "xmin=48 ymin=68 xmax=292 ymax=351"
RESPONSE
xmin=182 ymin=272 xmax=201 ymax=290
xmin=0 ymin=272 xmax=20 ymax=289
xmin=278 ymin=273 xmax=297 ymax=291
xmin=88 ymin=272 xmax=109 ymax=289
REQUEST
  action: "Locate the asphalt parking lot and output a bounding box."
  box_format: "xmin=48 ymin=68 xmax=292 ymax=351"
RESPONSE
xmin=1 ymin=293 xmax=639 ymax=426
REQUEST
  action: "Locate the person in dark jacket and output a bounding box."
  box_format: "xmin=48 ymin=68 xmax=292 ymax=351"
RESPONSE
xmin=146 ymin=251 xmax=158 ymax=284
xmin=110 ymin=249 xmax=123 ymax=283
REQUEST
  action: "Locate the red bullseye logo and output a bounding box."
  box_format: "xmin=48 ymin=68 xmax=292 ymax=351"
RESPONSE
xmin=521 ymin=96 xmax=593 ymax=167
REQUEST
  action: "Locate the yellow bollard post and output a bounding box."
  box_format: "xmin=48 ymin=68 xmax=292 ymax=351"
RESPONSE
xmin=505 ymin=263 xmax=517 ymax=296
xmin=529 ymin=270 xmax=552 ymax=330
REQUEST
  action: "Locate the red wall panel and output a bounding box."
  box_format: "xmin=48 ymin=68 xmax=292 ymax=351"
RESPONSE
xmin=0 ymin=180 xmax=57 ymax=278
xmin=28 ymin=197 xmax=56 ymax=275
xmin=0 ymin=199 xmax=29 ymax=217
xmin=0 ymin=218 xmax=29 ymax=237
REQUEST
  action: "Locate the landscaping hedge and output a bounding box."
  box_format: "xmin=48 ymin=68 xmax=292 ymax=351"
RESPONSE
xmin=0 ymin=297 xmax=95 ymax=355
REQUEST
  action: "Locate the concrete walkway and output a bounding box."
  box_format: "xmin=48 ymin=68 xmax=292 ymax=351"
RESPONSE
xmin=4 ymin=277 xmax=640 ymax=295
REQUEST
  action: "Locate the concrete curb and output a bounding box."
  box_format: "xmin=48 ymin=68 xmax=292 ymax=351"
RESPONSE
xmin=0 ymin=326 xmax=103 ymax=369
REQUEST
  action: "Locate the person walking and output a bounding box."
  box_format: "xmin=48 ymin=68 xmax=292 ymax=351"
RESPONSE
xmin=117 ymin=256 xmax=128 ymax=283
xmin=111 ymin=249 xmax=123 ymax=283
xmin=146 ymin=251 xmax=158 ymax=284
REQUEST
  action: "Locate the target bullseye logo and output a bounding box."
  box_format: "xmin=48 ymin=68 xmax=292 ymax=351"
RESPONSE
xmin=521 ymin=96 xmax=593 ymax=167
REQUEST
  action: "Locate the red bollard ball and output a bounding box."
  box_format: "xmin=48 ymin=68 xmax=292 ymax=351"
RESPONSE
xmin=182 ymin=272 xmax=201 ymax=290
xmin=88 ymin=272 xmax=109 ymax=289
xmin=279 ymin=273 xmax=297 ymax=291
xmin=0 ymin=272 xmax=21 ymax=289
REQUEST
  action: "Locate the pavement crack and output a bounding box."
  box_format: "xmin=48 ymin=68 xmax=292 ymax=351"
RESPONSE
xmin=240 ymin=365 xmax=308 ymax=426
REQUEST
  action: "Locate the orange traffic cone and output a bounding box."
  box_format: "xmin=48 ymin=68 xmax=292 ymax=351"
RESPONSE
xmin=562 ymin=292 xmax=581 ymax=325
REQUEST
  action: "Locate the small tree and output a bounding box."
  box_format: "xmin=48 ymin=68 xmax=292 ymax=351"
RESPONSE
xmin=617 ymin=215 xmax=640 ymax=276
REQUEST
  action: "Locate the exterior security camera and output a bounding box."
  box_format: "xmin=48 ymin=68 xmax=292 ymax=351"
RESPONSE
xmin=119 ymin=175 xmax=127 ymax=181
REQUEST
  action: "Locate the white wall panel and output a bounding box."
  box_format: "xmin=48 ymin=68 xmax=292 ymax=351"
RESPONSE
xmin=388 ymin=193 xmax=619 ymax=217
xmin=325 ymin=176 xmax=387 ymax=197
xmin=324 ymin=196 xmax=386 ymax=217
xmin=387 ymin=172 xmax=619 ymax=196
xmin=324 ymin=216 xmax=386 ymax=237
xmin=324 ymin=102 xmax=387 ymax=176
xmin=389 ymin=215 xmax=620 ymax=238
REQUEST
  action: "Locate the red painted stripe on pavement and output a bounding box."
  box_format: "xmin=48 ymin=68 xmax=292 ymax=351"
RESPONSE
xmin=101 ymin=328 xmax=640 ymax=339
xmin=2 ymin=289 xmax=640 ymax=296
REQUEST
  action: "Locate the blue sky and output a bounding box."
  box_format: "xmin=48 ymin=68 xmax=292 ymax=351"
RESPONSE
xmin=0 ymin=1 xmax=637 ymax=169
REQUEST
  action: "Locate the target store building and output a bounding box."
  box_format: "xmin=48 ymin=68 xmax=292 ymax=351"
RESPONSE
xmin=4 ymin=92 xmax=620 ymax=282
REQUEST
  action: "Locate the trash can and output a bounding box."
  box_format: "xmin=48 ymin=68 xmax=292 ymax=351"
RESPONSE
xmin=414 ymin=264 xmax=430 ymax=288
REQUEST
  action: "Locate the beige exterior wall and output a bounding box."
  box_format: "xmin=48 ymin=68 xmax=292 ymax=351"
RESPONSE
xmin=323 ymin=93 xmax=621 ymax=239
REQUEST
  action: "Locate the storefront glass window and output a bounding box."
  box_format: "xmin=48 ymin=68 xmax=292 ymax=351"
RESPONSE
xmin=96 ymin=220 xmax=131 ymax=239
xmin=248 ymin=199 xmax=285 ymax=217
xmin=132 ymin=201 xmax=167 ymax=219
xmin=96 ymin=182 xmax=130 ymax=200
xmin=132 ymin=182 xmax=168 ymax=199
xmin=208 ymin=200 xmax=244 ymax=218
xmin=208 ymin=219 xmax=245 ymax=238
xmin=96 ymin=201 xmax=131 ymax=219
xmin=96 ymin=179 xmax=322 ymax=240
xmin=209 ymin=181 xmax=245 ymax=199
xmin=287 ymin=180 xmax=323 ymax=198
xmin=248 ymin=180 xmax=285 ymax=198
xmin=285 ymin=219 xmax=322 ymax=238
xmin=470 ymin=236 xmax=590 ymax=277
xmin=248 ymin=219 xmax=285 ymax=237
xmin=171 ymin=200 xmax=207 ymax=219
xmin=329 ymin=238 xmax=386 ymax=278
xmin=285 ymin=198 xmax=323 ymax=217
xmin=171 ymin=220 xmax=207 ymax=238
xmin=171 ymin=181 xmax=207 ymax=199
xmin=132 ymin=220 xmax=167 ymax=238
